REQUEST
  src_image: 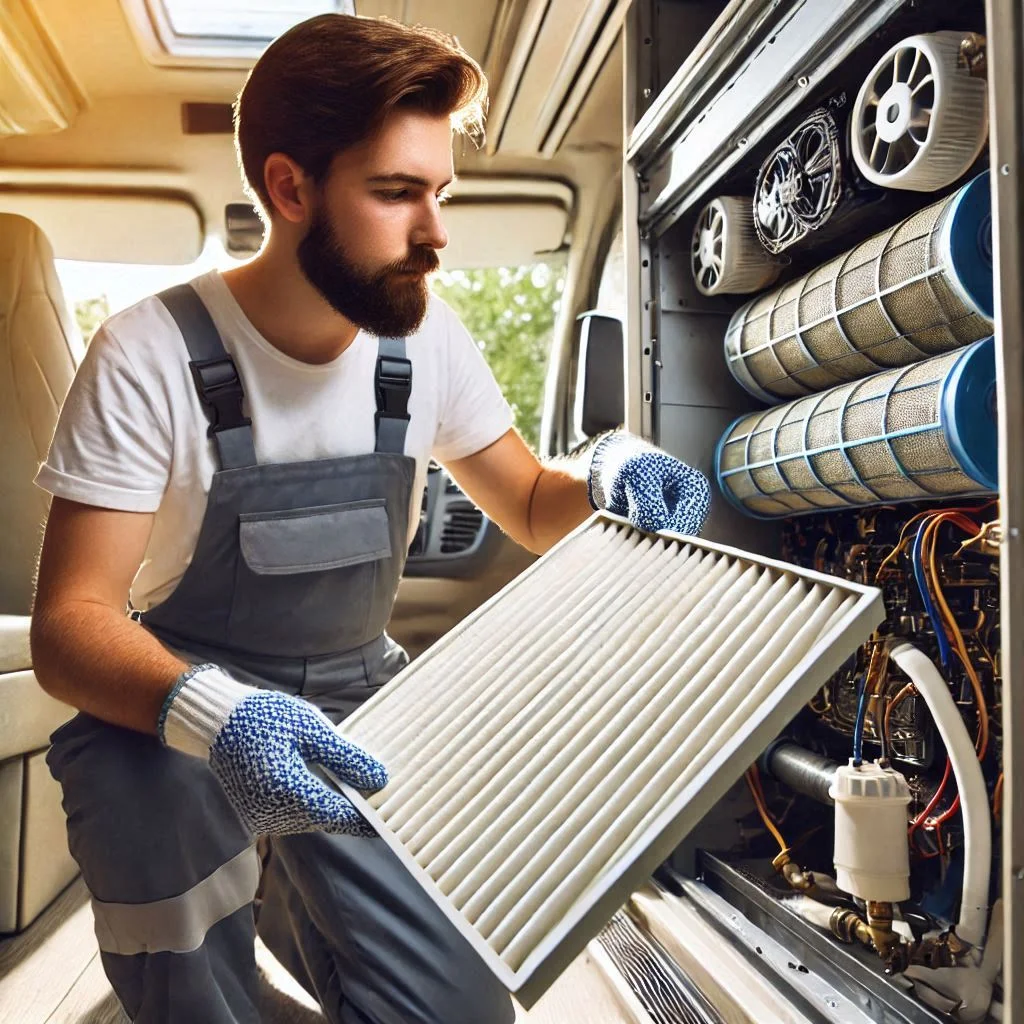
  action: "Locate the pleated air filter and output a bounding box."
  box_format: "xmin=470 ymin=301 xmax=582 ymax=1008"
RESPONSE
xmin=850 ymin=32 xmax=988 ymax=193
xmin=724 ymin=174 xmax=993 ymax=403
xmin=335 ymin=515 xmax=883 ymax=1007
xmin=715 ymin=337 xmax=997 ymax=519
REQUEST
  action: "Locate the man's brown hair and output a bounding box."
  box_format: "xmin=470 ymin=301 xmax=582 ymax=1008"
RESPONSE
xmin=235 ymin=15 xmax=487 ymax=215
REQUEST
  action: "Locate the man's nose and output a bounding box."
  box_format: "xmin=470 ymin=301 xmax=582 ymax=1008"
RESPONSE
xmin=412 ymin=198 xmax=448 ymax=252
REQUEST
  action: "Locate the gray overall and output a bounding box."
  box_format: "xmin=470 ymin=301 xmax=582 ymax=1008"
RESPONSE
xmin=47 ymin=284 xmax=514 ymax=1024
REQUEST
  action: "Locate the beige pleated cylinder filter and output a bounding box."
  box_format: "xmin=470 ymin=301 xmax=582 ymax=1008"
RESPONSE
xmin=850 ymin=32 xmax=989 ymax=193
xmin=716 ymin=339 xmax=997 ymax=519
xmin=334 ymin=516 xmax=883 ymax=1006
xmin=724 ymin=175 xmax=993 ymax=403
xmin=691 ymin=196 xmax=781 ymax=296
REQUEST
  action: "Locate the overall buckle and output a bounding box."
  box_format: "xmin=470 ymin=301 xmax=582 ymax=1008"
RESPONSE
xmin=375 ymin=356 xmax=412 ymax=421
xmin=189 ymin=357 xmax=252 ymax=437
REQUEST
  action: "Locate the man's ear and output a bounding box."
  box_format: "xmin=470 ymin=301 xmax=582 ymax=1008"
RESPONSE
xmin=263 ymin=153 xmax=315 ymax=224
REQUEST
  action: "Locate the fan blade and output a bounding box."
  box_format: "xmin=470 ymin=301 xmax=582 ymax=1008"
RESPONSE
xmin=908 ymin=47 xmax=923 ymax=88
xmin=911 ymin=73 xmax=934 ymax=97
xmin=870 ymin=132 xmax=882 ymax=167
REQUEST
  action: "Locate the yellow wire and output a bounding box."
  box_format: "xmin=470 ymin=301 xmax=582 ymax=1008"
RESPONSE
xmin=745 ymin=767 xmax=788 ymax=853
xmin=875 ymin=511 xmax=933 ymax=580
xmin=923 ymin=513 xmax=989 ymax=757
xmin=884 ymin=681 xmax=916 ymax=748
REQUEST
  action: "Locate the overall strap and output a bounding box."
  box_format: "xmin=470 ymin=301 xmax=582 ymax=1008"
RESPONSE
xmin=158 ymin=284 xmax=257 ymax=470
xmin=374 ymin=337 xmax=412 ymax=455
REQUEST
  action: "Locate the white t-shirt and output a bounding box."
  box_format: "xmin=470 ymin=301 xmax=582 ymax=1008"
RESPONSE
xmin=36 ymin=270 xmax=514 ymax=610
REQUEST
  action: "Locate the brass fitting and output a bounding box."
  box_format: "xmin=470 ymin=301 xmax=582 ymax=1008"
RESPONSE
xmin=829 ymin=907 xmax=872 ymax=946
xmin=772 ymin=850 xmax=814 ymax=892
xmin=959 ymin=33 xmax=988 ymax=77
xmin=865 ymin=901 xmax=898 ymax=956
xmin=830 ymin=903 xmax=909 ymax=972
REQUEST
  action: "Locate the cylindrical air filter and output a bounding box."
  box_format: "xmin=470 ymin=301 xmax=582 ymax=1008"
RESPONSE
xmin=851 ymin=32 xmax=988 ymax=193
xmin=715 ymin=337 xmax=997 ymax=519
xmin=725 ymin=173 xmax=993 ymax=403
xmin=691 ymin=196 xmax=781 ymax=296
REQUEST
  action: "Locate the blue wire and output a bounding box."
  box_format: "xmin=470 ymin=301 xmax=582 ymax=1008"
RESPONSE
xmin=912 ymin=522 xmax=952 ymax=669
xmin=852 ymin=674 xmax=868 ymax=765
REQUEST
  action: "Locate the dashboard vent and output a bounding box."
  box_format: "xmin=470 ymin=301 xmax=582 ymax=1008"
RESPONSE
xmin=337 ymin=515 xmax=883 ymax=1007
xmin=441 ymin=502 xmax=483 ymax=553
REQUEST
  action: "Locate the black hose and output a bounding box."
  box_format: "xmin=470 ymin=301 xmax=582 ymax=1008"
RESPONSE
xmin=761 ymin=742 xmax=840 ymax=806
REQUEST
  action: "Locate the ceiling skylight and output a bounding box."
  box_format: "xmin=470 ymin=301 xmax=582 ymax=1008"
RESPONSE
xmin=138 ymin=0 xmax=355 ymax=62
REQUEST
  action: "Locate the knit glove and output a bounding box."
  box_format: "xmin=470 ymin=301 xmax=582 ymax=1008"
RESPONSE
xmin=159 ymin=664 xmax=387 ymax=837
xmin=588 ymin=432 xmax=711 ymax=536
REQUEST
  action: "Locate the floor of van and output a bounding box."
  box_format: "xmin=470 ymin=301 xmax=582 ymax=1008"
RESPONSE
xmin=0 ymin=878 xmax=636 ymax=1023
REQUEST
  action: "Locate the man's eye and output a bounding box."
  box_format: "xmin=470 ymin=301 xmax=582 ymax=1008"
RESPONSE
xmin=378 ymin=189 xmax=409 ymax=202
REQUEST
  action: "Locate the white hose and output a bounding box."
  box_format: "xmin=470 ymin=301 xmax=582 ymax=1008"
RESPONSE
xmin=890 ymin=643 xmax=991 ymax=947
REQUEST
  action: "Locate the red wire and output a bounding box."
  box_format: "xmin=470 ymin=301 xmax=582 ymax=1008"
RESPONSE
xmin=909 ymin=759 xmax=952 ymax=839
xmin=932 ymin=795 xmax=961 ymax=825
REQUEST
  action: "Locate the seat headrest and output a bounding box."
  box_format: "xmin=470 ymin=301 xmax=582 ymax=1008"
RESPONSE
xmin=0 ymin=214 xmax=84 ymax=614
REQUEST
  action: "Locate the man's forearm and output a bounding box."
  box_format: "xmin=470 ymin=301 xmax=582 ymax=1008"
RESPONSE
xmin=526 ymin=463 xmax=594 ymax=554
xmin=31 ymin=601 xmax=188 ymax=735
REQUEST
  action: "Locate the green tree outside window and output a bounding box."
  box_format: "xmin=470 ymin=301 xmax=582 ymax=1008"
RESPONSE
xmin=433 ymin=262 xmax=566 ymax=451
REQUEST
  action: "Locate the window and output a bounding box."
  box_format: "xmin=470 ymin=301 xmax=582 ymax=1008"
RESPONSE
xmin=56 ymin=237 xmax=242 ymax=342
xmin=128 ymin=0 xmax=353 ymax=62
xmin=432 ymin=261 xmax=567 ymax=452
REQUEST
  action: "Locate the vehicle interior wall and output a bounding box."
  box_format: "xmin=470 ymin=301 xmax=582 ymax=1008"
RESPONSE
xmin=622 ymin=0 xmax=1015 ymax=1020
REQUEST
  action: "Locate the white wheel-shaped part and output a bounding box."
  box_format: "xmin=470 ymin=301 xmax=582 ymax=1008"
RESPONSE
xmin=851 ymin=31 xmax=988 ymax=192
xmin=691 ymin=196 xmax=781 ymax=296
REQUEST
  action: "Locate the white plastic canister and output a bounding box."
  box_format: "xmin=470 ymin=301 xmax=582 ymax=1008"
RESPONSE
xmin=830 ymin=759 xmax=912 ymax=902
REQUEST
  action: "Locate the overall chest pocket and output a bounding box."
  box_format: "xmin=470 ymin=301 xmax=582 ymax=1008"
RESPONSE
xmin=229 ymin=499 xmax=393 ymax=656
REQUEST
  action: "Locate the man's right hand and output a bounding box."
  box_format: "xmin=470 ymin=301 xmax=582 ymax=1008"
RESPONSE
xmin=160 ymin=665 xmax=388 ymax=836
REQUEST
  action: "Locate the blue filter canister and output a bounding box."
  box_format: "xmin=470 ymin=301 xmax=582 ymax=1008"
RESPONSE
xmin=941 ymin=335 xmax=998 ymax=491
xmin=939 ymin=171 xmax=994 ymax=320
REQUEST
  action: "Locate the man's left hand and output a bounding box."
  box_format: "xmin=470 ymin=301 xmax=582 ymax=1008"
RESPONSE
xmin=588 ymin=432 xmax=711 ymax=537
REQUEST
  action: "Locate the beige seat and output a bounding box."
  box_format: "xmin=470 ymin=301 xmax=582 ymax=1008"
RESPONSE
xmin=0 ymin=214 xmax=84 ymax=933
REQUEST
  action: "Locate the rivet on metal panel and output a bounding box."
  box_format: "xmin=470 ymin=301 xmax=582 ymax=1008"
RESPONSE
xmin=654 ymin=360 xmax=663 ymax=369
xmin=737 ymin=137 xmax=749 ymax=148
xmin=1011 ymin=527 xmax=1021 ymax=539
xmin=1001 ymin=164 xmax=1011 ymax=176
xmin=643 ymin=87 xmax=652 ymax=98
xmin=797 ymin=75 xmax=810 ymax=88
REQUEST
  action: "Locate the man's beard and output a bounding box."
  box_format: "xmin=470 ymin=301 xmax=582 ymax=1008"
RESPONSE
xmin=297 ymin=206 xmax=440 ymax=337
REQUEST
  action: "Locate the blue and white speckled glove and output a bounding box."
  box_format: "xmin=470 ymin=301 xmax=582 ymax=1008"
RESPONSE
xmin=159 ymin=665 xmax=387 ymax=837
xmin=588 ymin=432 xmax=711 ymax=536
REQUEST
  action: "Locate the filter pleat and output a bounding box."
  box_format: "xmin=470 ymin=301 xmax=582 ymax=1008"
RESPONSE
xmin=478 ymin=578 xmax=825 ymax=959
xmin=376 ymin=533 xmax=678 ymax=827
xmin=400 ymin=543 xmax=714 ymax=858
xmin=349 ymin=521 xmax=621 ymax=756
xmin=461 ymin=571 xmax=802 ymax=932
xmin=429 ymin=559 xmax=760 ymax=898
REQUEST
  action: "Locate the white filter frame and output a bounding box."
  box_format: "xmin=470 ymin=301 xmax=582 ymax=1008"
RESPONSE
xmin=335 ymin=514 xmax=884 ymax=1008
